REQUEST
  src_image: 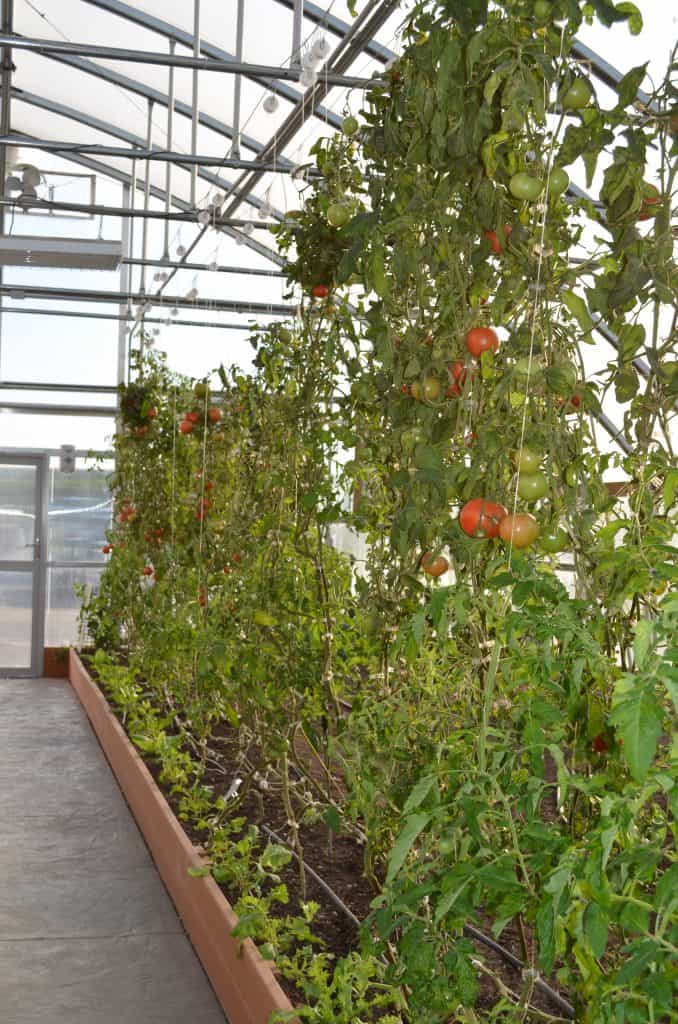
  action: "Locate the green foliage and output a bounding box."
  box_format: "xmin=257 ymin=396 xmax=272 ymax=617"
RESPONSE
xmin=83 ymin=2 xmax=677 ymax=1021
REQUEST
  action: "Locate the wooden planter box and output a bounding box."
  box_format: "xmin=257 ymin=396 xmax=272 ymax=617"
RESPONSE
xmin=44 ymin=646 xmax=70 ymax=678
xmin=69 ymin=650 xmax=298 ymax=1024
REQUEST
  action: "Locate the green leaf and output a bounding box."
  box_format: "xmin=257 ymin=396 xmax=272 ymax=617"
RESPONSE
xmin=610 ymin=676 xmax=663 ymax=781
xmin=615 ymin=63 xmax=648 ymax=108
xmin=633 ymin=619 xmax=655 ymax=671
xmin=561 ymin=289 xmax=594 ymax=339
xmin=614 ymin=2 xmax=643 ymax=35
xmin=663 ymin=469 xmax=678 ymax=510
xmin=584 ymin=902 xmax=609 ymax=958
xmin=403 ymin=776 xmax=436 ymax=814
xmin=386 ymin=812 xmax=432 ymax=884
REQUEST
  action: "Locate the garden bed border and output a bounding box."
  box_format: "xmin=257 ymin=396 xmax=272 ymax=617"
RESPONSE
xmin=69 ymin=649 xmax=298 ymax=1024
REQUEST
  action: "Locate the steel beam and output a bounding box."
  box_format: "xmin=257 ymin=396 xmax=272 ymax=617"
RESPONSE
xmin=82 ymin=0 xmax=343 ymax=130
xmin=231 ymin=0 xmax=244 ymax=159
xmin=0 ymin=195 xmax=277 ymax=226
xmin=190 ymin=0 xmax=200 ymax=206
xmin=0 ymin=282 xmax=294 ymax=315
xmin=0 ymin=33 xmax=379 ymax=87
xmin=0 ymin=134 xmax=320 ymax=173
xmin=0 ymin=306 xmax=265 ymax=329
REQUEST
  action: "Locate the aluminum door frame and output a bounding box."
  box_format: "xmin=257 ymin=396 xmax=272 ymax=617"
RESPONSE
xmin=0 ymin=451 xmax=48 ymax=677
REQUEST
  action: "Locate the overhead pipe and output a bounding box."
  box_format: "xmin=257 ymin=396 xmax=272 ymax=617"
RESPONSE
xmin=0 ymin=135 xmax=321 ymax=173
xmin=0 ymin=306 xmax=267 ymax=330
xmin=124 ymin=257 xmax=285 ymax=277
xmin=0 ymin=282 xmax=295 ymax=315
xmin=0 ymin=32 xmax=381 ymax=87
xmin=0 ymin=195 xmax=277 ymax=225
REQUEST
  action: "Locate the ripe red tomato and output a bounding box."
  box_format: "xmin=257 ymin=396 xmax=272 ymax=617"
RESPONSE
xmin=179 ymin=419 xmax=194 ymax=434
xmin=445 ymin=361 xmax=467 ymax=397
xmin=198 ymin=588 xmax=207 ymax=607
xmin=592 ymin=734 xmax=609 ymax=754
xmin=102 ymin=544 xmax=112 ymax=554
xmin=459 ymin=498 xmax=508 ymax=539
xmin=231 ymin=553 xmax=243 ymax=564
xmin=498 ymin=513 xmax=540 ymax=548
xmin=207 ymin=406 xmax=222 ymax=423
xmin=311 ymin=284 xmax=329 ymax=299
xmin=186 ymin=411 xmax=200 ymax=424
xmin=134 ymin=425 xmax=148 ymax=438
xmin=400 ymin=384 xmax=410 ymax=396
xmin=465 ymin=326 xmax=499 ymax=358
xmin=142 ymin=566 xmax=153 ymax=576
xmin=421 ymin=552 xmax=449 ymax=577
xmin=146 ymin=406 xmax=158 ymax=419
xmin=482 ymin=224 xmax=512 ymax=254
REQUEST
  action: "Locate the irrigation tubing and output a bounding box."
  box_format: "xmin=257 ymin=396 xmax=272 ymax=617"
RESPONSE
xmin=463 ymin=924 xmax=575 ymax=1019
xmin=260 ymin=824 xmax=361 ymax=929
xmin=260 ymin=824 xmax=574 ymax=1019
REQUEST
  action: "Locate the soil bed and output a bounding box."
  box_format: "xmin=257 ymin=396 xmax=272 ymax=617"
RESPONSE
xmin=82 ymin=653 xmax=571 ymax=1019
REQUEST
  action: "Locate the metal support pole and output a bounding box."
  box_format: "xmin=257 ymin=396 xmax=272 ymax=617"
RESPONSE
xmin=124 ymin=257 xmax=285 ymax=277
xmin=0 ymin=306 xmax=264 ymax=329
xmin=117 ymin=183 xmax=131 ymax=387
xmin=0 ymin=283 xmax=295 ymax=315
xmin=140 ymin=99 xmax=153 ymax=296
xmin=291 ymin=0 xmax=303 ymax=68
xmin=164 ymin=39 xmax=175 ymax=258
xmin=231 ymin=0 xmax=244 ymax=160
xmin=190 ymin=0 xmax=200 ymax=207
xmin=0 ymin=0 xmax=14 ymax=377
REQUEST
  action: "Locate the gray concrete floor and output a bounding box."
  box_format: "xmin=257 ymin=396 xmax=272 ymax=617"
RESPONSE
xmin=0 ymin=677 xmax=226 ymax=1024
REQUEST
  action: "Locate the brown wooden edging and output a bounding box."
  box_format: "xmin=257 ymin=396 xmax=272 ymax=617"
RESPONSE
xmin=44 ymin=646 xmax=70 ymax=678
xmin=69 ymin=649 xmax=298 ymax=1024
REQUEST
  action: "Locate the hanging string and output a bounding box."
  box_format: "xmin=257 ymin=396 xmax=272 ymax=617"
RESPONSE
xmin=507 ymin=21 xmax=568 ymax=565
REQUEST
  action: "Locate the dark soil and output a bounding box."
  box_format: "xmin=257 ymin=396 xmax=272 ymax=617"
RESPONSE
xmin=83 ymin=654 xmax=572 ymax=1019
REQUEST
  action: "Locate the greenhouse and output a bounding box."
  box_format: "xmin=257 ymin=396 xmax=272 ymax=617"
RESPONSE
xmin=0 ymin=1 xmax=676 ymax=1021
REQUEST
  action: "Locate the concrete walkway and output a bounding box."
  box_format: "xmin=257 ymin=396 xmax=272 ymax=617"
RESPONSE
xmin=0 ymin=677 xmax=226 ymax=1024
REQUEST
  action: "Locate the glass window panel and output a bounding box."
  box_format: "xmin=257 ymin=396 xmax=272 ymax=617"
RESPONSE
xmin=48 ymin=466 xmax=113 ymax=563
xmin=0 ymin=413 xmax=115 ymax=452
xmin=45 ymin=566 xmax=103 ymax=647
xmin=0 ymin=463 xmax=37 ymax=561
xmin=0 ymin=569 xmax=34 ymax=668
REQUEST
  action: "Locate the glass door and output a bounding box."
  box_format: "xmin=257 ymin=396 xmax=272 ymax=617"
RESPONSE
xmin=0 ymin=454 xmax=48 ymax=676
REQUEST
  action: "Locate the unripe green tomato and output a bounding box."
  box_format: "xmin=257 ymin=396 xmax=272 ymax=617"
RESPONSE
xmin=439 ymin=836 xmax=455 ymax=856
xmin=509 ymin=173 xmax=544 ymax=201
xmin=548 ymin=167 xmax=570 ymax=196
xmin=564 ymin=463 xmax=580 ymax=488
xmin=342 ymin=115 xmax=359 ymax=136
xmin=422 ymin=375 xmax=442 ymax=402
xmin=194 ymin=381 xmax=209 ymax=399
xmin=546 ymin=360 xmax=579 ymax=396
xmin=401 ymin=426 xmax=425 ymax=453
xmin=560 ymin=77 xmax=592 ymax=110
xmin=409 ymin=380 xmax=423 ymax=401
xmin=513 ymin=355 xmax=543 ymax=381
xmin=517 ymin=471 xmax=549 ymax=502
xmin=327 ymin=202 xmax=351 ymax=227
xmin=540 ymin=526 xmax=568 ymax=553
xmin=513 ymin=448 xmax=542 ymax=474
xmin=534 ymin=0 xmax=551 ymax=19
xmin=279 ymin=327 xmax=293 ymax=343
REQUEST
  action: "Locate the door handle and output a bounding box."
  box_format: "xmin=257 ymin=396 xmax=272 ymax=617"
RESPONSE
xmin=24 ymin=540 xmax=41 ymax=557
